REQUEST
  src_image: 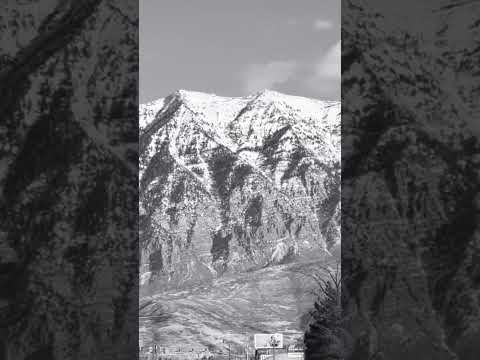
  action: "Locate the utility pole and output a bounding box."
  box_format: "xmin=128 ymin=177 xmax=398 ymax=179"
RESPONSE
xmin=222 ymin=339 xmax=231 ymax=360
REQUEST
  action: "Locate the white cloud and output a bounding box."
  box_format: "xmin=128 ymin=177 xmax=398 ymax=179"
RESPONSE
xmin=243 ymin=61 xmax=297 ymax=93
xmin=241 ymin=42 xmax=340 ymax=100
xmin=313 ymin=41 xmax=340 ymax=79
xmin=302 ymin=41 xmax=340 ymax=99
xmin=313 ymin=19 xmax=333 ymax=31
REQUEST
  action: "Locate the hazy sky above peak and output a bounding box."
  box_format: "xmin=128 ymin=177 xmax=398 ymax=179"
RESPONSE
xmin=140 ymin=0 xmax=340 ymax=103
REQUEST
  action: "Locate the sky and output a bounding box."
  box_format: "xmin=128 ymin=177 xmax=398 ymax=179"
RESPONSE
xmin=140 ymin=0 xmax=340 ymax=103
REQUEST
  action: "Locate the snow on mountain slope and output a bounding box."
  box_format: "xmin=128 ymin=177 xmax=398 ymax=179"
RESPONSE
xmin=139 ymin=89 xmax=340 ymax=288
xmin=138 ymin=89 xmax=340 ymax=349
xmin=139 ymin=97 xmax=165 ymax=131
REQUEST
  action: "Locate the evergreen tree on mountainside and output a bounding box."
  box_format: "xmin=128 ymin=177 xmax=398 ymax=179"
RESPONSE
xmin=304 ymin=282 xmax=344 ymax=360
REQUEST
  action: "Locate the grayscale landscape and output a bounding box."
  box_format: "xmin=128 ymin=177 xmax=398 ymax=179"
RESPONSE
xmin=138 ymin=89 xmax=340 ymax=353
xmin=139 ymin=1 xmax=340 ymax=356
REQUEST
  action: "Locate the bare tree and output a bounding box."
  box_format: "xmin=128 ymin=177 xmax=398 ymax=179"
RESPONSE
xmin=292 ymin=260 xmax=341 ymax=305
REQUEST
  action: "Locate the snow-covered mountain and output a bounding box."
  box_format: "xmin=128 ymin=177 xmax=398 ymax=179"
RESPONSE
xmin=139 ymin=89 xmax=340 ymax=287
xmin=138 ymin=89 xmax=340 ymax=349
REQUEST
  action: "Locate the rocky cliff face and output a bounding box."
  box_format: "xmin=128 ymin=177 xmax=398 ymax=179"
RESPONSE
xmin=342 ymin=1 xmax=480 ymax=359
xmin=139 ymin=90 xmax=340 ymax=349
xmin=139 ymin=90 xmax=340 ymax=289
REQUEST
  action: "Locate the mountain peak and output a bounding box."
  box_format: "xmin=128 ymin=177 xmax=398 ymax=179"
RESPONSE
xmin=254 ymin=88 xmax=283 ymax=98
xmin=139 ymin=86 xmax=341 ymax=349
xmin=146 ymin=89 xmax=340 ymax=109
xmin=175 ymin=88 xmax=278 ymax=99
xmin=140 ymin=89 xmax=341 ymax=136
xmin=176 ymin=89 xmax=217 ymax=99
